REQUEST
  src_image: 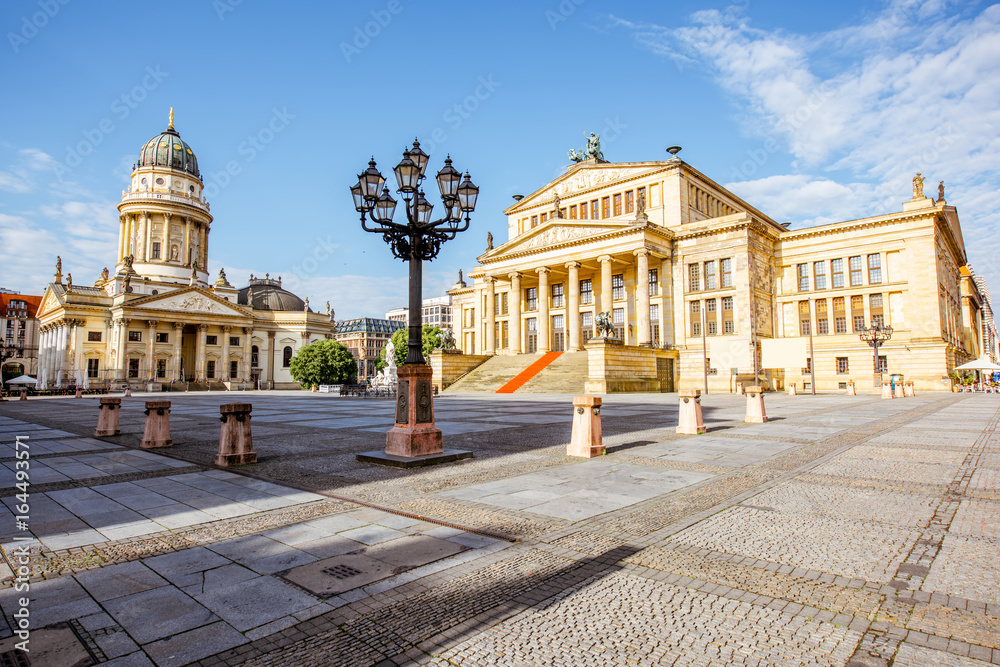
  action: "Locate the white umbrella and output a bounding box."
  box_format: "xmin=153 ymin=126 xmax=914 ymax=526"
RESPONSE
xmin=954 ymin=356 xmax=1000 ymax=371
xmin=5 ymin=375 xmax=38 ymax=386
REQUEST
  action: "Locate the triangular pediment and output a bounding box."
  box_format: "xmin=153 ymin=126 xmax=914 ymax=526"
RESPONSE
xmin=123 ymin=287 xmax=251 ymax=318
xmin=505 ymin=162 xmax=665 ymax=213
xmin=37 ymin=287 xmax=63 ymax=317
xmin=484 ymin=219 xmax=635 ymax=259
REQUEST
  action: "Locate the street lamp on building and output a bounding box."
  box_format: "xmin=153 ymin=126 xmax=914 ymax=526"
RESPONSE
xmin=858 ymin=322 xmax=893 ymax=389
xmin=351 ymin=140 xmax=478 ymax=462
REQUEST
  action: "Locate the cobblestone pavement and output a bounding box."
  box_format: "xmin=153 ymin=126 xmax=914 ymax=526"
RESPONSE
xmin=0 ymin=390 xmax=998 ymax=666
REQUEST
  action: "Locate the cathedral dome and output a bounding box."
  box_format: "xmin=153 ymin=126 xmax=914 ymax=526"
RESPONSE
xmin=237 ymin=277 xmax=307 ymax=311
xmin=137 ymin=110 xmax=200 ymax=178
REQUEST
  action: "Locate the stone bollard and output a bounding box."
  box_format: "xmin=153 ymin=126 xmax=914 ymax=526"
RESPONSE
xmin=567 ymin=395 xmax=604 ymax=458
xmin=676 ymin=389 xmax=706 ymax=435
xmin=881 ymin=383 xmax=894 ymax=399
xmin=75 ymin=388 xmax=82 ymax=398
xmin=19 ymin=388 xmax=28 ymax=401
xmin=893 ymin=383 xmax=904 ymax=398
xmin=904 ymin=381 xmax=915 ymax=397
xmin=216 ymin=403 xmax=256 ymax=466
xmin=847 ymin=381 xmax=856 ymax=396
xmin=95 ymin=397 xmax=122 ymax=436
xmin=125 ymin=387 xmax=132 ymax=397
xmin=787 ymin=383 xmax=797 ymax=396
xmin=141 ymin=400 xmax=172 ymax=448
xmin=745 ymin=386 xmax=768 ymax=423
xmin=735 ymin=382 xmax=744 ymax=395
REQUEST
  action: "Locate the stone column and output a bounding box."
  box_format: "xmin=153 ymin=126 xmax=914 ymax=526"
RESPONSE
xmin=566 ymin=262 xmax=582 ymax=350
xmin=508 ymin=272 xmax=522 ymax=354
xmin=194 ymin=324 xmax=207 ymax=381
xmin=200 ymin=225 xmax=209 ymax=270
xmin=537 ymin=267 xmax=550 ymax=353
xmin=659 ymin=257 xmax=671 ymax=347
xmin=184 ymin=218 xmax=193 ymax=266
xmin=484 ymin=277 xmax=496 ymax=355
xmin=118 ymin=215 xmax=127 ymax=262
xmin=221 ymin=325 xmax=232 ymax=383
xmin=146 ymin=320 xmax=158 ymax=381
xmin=143 ymin=212 xmax=152 ymax=262
xmin=161 ymin=213 xmax=171 ymax=261
xmin=266 ymin=331 xmax=276 ymax=388
xmin=242 ymin=327 xmax=253 ymax=381
xmin=635 ymin=249 xmax=651 ymax=346
xmin=599 ymin=255 xmax=613 ymax=316
xmin=115 ymin=318 xmax=129 ymax=381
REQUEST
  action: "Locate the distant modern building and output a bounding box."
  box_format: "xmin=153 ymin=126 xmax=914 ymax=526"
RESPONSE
xmin=334 ymin=318 xmax=405 ymax=381
xmin=1 ymin=293 xmax=42 ymax=381
xmin=385 ymin=295 xmax=454 ymax=330
xmin=972 ymin=273 xmax=997 ymax=363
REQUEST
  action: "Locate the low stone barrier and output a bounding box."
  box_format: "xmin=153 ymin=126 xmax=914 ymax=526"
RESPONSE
xmin=141 ymin=400 xmax=172 ymax=449
xmin=216 ymin=403 xmax=256 ymax=466
xmin=567 ymin=395 xmax=604 ymax=458
xmin=745 ymin=386 xmax=768 ymax=423
xmin=676 ymin=389 xmax=706 ymax=435
xmin=787 ymin=383 xmax=797 ymax=396
xmin=95 ymin=397 xmax=122 ymax=436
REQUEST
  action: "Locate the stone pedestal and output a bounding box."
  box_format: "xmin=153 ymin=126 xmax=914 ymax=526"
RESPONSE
xmin=881 ymin=383 xmax=894 ymax=399
xmin=141 ymin=400 xmax=172 ymax=448
xmin=904 ymin=381 xmax=915 ymax=397
xmin=75 ymin=388 xmax=82 ymax=398
xmin=216 ymin=403 xmax=256 ymax=466
xmin=745 ymin=386 xmax=768 ymax=423
xmin=847 ymin=382 xmax=856 ymax=396
xmin=787 ymin=383 xmax=797 ymax=396
xmin=19 ymin=388 xmax=27 ymax=401
xmin=676 ymin=389 xmax=706 ymax=435
xmin=95 ymin=397 xmax=121 ymax=436
xmin=735 ymin=382 xmax=744 ymax=395
xmin=568 ymin=395 xmax=604 ymax=457
xmin=893 ymin=383 xmax=904 ymax=398
xmin=125 ymin=387 xmax=132 ymax=397
xmin=386 ymin=364 xmax=442 ymax=457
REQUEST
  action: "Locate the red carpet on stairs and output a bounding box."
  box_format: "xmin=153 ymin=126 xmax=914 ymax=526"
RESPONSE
xmin=496 ymin=352 xmax=563 ymax=393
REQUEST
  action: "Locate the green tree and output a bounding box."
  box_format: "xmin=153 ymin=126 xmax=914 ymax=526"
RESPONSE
xmin=288 ymin=339 xmax=357 ymax=388
xmin=375 ymin=325 xmax=443 ymax=371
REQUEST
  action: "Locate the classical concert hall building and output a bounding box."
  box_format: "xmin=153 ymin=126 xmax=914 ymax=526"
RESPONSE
xmin=448 ymin=149 xmax=988 ymax=393
xmin=35 ymin=113 xmax=335 ymax=390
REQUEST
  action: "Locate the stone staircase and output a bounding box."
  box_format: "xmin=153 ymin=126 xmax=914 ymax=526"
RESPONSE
xmin=443 ymin=351 xmax=589 ymax=394
xmin=517 ymin=351 xmax=589 ymax=394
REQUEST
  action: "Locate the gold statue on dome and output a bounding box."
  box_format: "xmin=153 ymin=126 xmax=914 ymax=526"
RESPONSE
xmin=912 ymin=173 xmax=925 ymax=198
xmin=168 ymin=107 xmax=174 ymax=129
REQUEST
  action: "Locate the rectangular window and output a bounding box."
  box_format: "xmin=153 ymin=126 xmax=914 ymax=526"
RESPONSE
xmin=156 ymin=359 xmax=166 ymax=379
xmin=602 ymin=196 xmax=610 ymax=218
xmin=626 ymin=190 xmax=634 ymax=213
xmin=551 ymin=283 xmax=564 ymax=308
xmin=540 ymin=212 xmax=547 ymax=223
xmin=814 ymin=261 xmax=827 ymax=289
xmin=581 ymin=311 xmax=593 ymax=341
xmin=128 ymin=358 xmax=139 ymax=378
xmin=580 ymin=279 xmax=593 ymax=305
xmin=650 ymin=304 xmax=660 ymax=345
xmin=613 ymin=193 xmax=622 ymax=216
xmin=868 ymin=254 xmax=882 ymax=284
xmin=832 ymin=258 xmax=845 ymax=288
xmin=128 ymin=331 xmax=141 ymax=342
xmin=706 ymin=298 xmax=717 ymax=313
xmin=230 ymin=360 xmax=238 ymax=379
xmin=526 ymin=287 xmax=537 ymax=311
xmin=612 ymin=307 xmax=625 ymax=340
xmin=501 ymin=292 xmax=508 ymax=315
xmin=691 ymin=301 xmax=701 ymax=337
xmin=590 ymin=200 xmax=598 ymax=220
xmin=612 ymin=274 xmax=624 ymax=301
xmin=229 ymin=336 xmax=240 ymax=346
xmin=850 ymin=255 xmax=863 ymax=286
xmin=870 ymin=293 xmax=884 ymax=327
xmin=88 ymin=331 xmax=102 ymax=342
xmin=722 ymin=296 xmax=733 ymax=311
xmin=877 ymin=355 xmax=888 ymax=373
xmin=835 ymin=317 xmax=847 ymax=334
xmin=837 ymin=357 xmax=849 ymax=374
xmin=579 ymin=203 xmax=587 ymax=220
xmin=689 ymin=264 xmax=701 ymax=291
xmin=206 ymin=360 xmax=215 ymax=379
xmin=704 ymin=260 xmax=717 ymax=289
xmin=800 ymin=300 xmax=812 ymax=336
xmin=723 ymin=319 xmax=734 ymax=334
xmin=816 ymin=299 xmax=828 ymax=334
xmin=721 ymin=258 xmax=733 ymax=287
xmin=648 ymin=268 xmax=658 ymax=296
xmin=569 ymin=204 xmax=577 ymax=219
xmin=152 ymin=242 xmax=161 ymax=259
xmin=87 ymin=358 xmax=99 ymax=378
xmin=156 ymin=332 xmax=169 ymax=343
xmin=798 ymin=264 xmax=810 ymax=292
xmin=559 ymin=208 xmax=566 ymax=219
xmin=206 ymin=335 xmax=218 ymax=346
xmin=707 ymin=320 xmax=717 ymax=335
xmin=531 ymin=215 xmax=538 ymax=228
xmin=853 ymin=315 xmax=866 ymax=332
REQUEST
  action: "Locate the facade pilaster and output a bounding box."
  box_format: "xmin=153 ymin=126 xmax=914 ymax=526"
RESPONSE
xmin=118 ymin=215 xmax=127 ymax=262
xmin=172 ymin=322 xmax=184 ymax=381
xmin=196 ymin=324 xmax=208 ymax=381
xmin=146 ymin=320 xmax=158 ymax=380
xmin=537 ymin=267 xmax=550 ymax=353
xmin=266 ymin=331 xmax=276 ymax=388
xmin=221 ymin=325 xmax=232 ymax=382
xmin=599 ymin=255 xmax=613 ymax=316
xmin=161 ymin=213 xmax=171 ymax=261
xmin=484 ymin=277 xmax=496 ymax=355
xmin=566 ymin=262 xmax=582 ymax=350
xmin=508 ymin=272 xmax=522 ymax=354
xmin=242 ymin=327 xmax=253 ymax=381
xmin=184 ymin=218 xmax=193 ymax=265
xmin=115 ymin=318 xmax=129 ymax=381
xmin=142 ymin=211 xmax=152 ymax=262
xmin=635 ymin=249 xmax=651 ymax=346
xmin=660 ymin=257 xmax=672 ymax=347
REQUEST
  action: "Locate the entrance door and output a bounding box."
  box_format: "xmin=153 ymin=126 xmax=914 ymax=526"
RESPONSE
xmin=552 ymin=315 xmax=564 ymax=352
xmin=657 ymin=358 xmax=674 ymax=392
xmin=181 ymin=325 xmax=197 ymax=381
xmin=526 ymin=318 xmax=537 ymax=354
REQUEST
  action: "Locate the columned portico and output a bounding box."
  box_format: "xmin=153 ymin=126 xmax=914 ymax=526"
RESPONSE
xmin=242 ymin=327 xmax=253 ymax=381
xmin=567 ymin=262 xmax=581 ymax=350
xmin=115 ymin=318 xmax=129 ymax=381
xmin=537 ymin=267 xmax=550 ymax=353
xmin=508 ymin=272 xmax=522 ymax=354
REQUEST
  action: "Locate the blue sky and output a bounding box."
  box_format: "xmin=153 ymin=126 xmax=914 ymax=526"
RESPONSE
xmin=1 ymin=0 xmax=997 ymax=317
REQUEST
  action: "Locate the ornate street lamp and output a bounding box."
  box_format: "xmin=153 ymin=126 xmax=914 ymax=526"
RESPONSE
xmin=352 ymin=140 xmax=478 ymax=462
xmin=858 ymin=322 xmax=893 ymax=390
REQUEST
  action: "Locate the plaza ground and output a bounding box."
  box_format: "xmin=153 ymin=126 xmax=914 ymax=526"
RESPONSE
xmin=0 ymin=389 xmax=997 ymax=666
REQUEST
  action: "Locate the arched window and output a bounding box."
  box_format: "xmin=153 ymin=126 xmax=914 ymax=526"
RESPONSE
xmin=282 ymin=346 xmax=293 ymax=367
xmin=251 ymin=345 xmax=259 ymax=368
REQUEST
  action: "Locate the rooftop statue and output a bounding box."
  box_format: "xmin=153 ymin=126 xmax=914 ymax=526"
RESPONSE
xmin=912 ymin=173 xmax=925 ymax=199
xmin=568 ymin=132 xmax=605 ymax=163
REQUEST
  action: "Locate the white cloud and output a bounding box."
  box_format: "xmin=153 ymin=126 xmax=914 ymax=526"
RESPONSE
xmin=0 ymin=147 xmax=59 ymax=194
xmin=613 ymin=1 xmax=1000 ymax=291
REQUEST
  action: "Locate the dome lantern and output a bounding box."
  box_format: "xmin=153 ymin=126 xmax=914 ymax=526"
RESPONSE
xmin=137 ymin=108 xmax=201 ymax=178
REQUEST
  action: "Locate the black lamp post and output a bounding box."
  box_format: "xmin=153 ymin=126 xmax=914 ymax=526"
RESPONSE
xmin=859 ymin=322 xmax=893 ymax=389
xmin=0 ymin=342 xmax=15 ymax=400
xmin=351 ymin=140 xmax=478 ymax=463
xmin=352 ymin=140 xmax=478 ymax=365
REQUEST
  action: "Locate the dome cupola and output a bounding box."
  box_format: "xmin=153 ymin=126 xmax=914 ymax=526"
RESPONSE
xmin=237 ymin=275 xmax=308 ymax=311
xmin=137 ymin=108 xmax=200 ymax=178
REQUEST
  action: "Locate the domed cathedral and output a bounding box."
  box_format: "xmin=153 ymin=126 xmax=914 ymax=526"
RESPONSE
xmin=35 ymin=111 xmax=336 ymax=391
